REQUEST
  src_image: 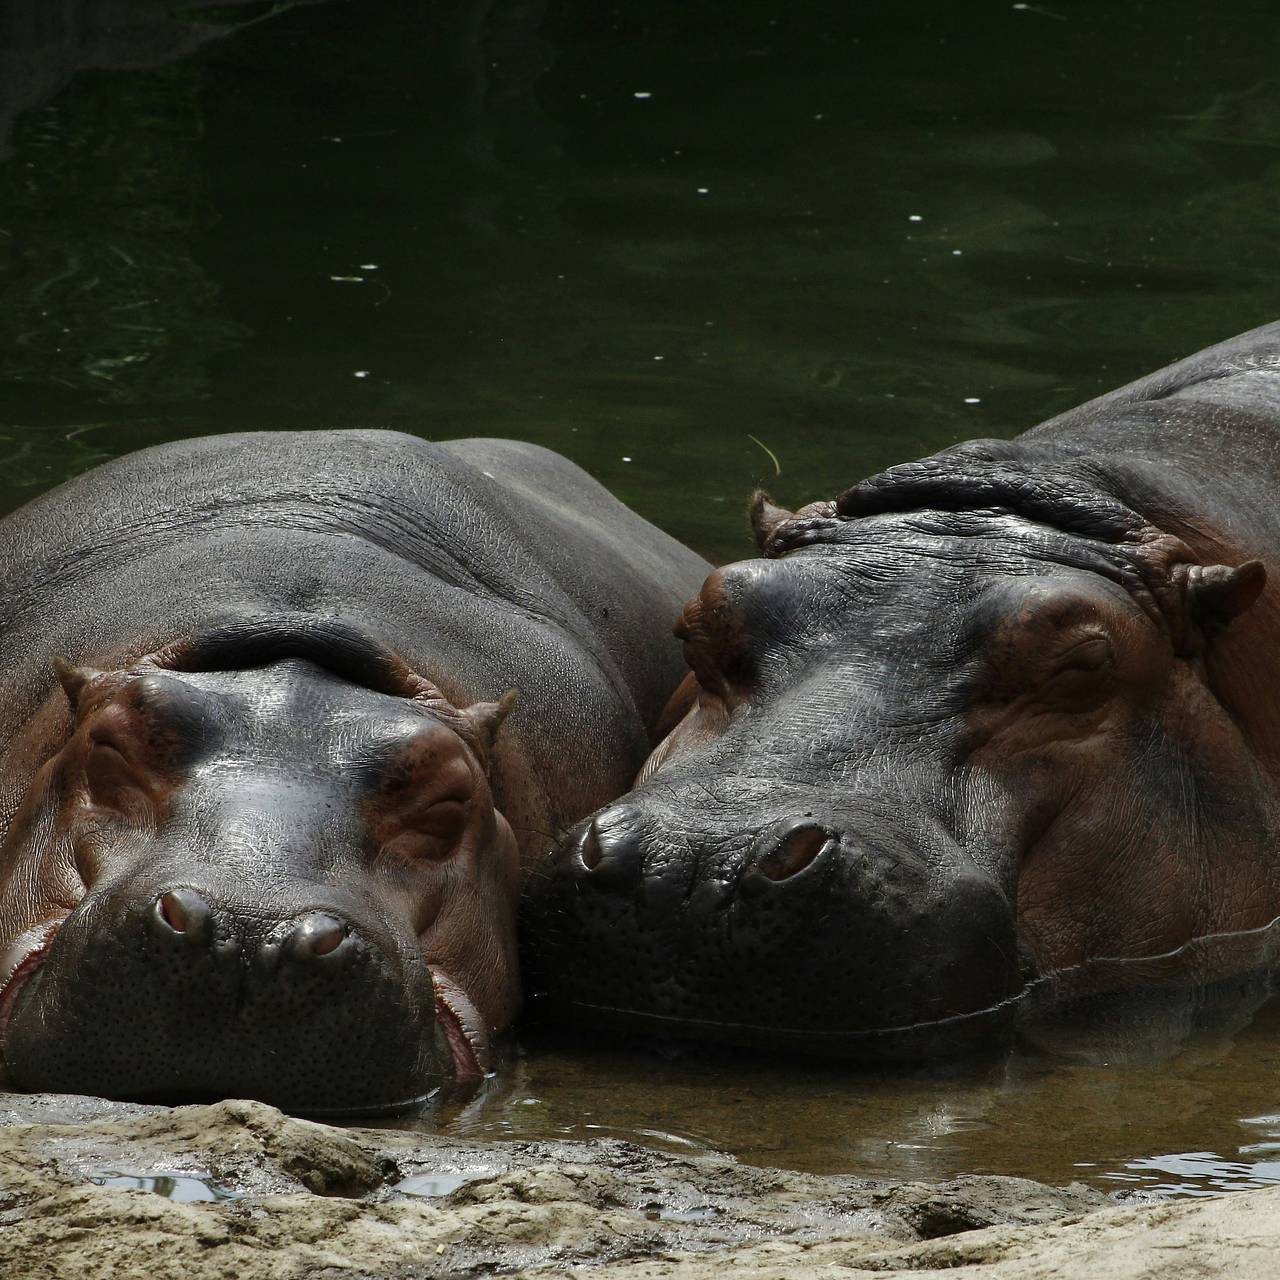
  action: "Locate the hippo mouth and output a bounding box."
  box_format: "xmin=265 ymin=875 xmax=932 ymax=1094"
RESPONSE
xmin=431 ymin=968 xmax=490 ymax=1083
xmin=2 ymin=918 xmax=490 ymax=1096
xmin=0 ymin=917 xmax=67 ymax=1053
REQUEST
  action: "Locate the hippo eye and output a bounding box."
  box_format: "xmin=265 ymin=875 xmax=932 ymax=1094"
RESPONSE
xmin=378 ymin=804 xmax=469 ymax=863
xmin=372 ymin=760 xmax=475 ymax=864
xmin=685 ymin=648 xmax=723 ymax=694
xmin=82 ymin=734 xmax=148 ymax=806
xmin=1047 ymin=635 xmax=1112 ymax=677
xmin=675 ymin=616 xmax=720 ymax=688
xmin=676 ymin=610 xmax=747 ymax=703
xmin=84 ymin=741 xmax=128 ymax=788
xmin=414 ymin=798 xmax=469 ymax=843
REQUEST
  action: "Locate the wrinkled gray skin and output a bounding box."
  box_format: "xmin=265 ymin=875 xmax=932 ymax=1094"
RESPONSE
xmin=525 ymin=321 xmax=1280 ymax=1058
xmin=0 ymin=430 xmax=708 ymax=1110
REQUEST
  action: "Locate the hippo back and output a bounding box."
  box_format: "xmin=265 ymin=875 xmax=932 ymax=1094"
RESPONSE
xmin=0 ymin=429 xmax=710 ymax=855
xmin=1025 ymin=319 xmax=1280 ymax=568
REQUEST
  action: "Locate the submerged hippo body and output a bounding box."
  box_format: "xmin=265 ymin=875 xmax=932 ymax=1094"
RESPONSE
xmin=0 ymin=430 xmax=709 ymax=1109
xmin=526 ymin=321 xmax=1280 ymax=1056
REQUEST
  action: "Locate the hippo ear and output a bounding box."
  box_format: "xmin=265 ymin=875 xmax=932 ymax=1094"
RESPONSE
xmin=750 ymin=491 xmax=795 ymax=552
xmin=462 ymin=689 xmax=519 ymax=761
xmin=1187 ymin=560 xmax=1267 ymax=631
xmin=52 ymin=657 xmax=104 ymax=712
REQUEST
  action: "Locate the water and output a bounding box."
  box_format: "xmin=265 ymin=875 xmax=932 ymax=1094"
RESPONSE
xmin=7 ymin=1 xmax=1280 ymax=561
xmin=432 ymin=984 xmax=1280 ymax=1200
xmin=393 ymin=1169 xmax=496 ymax=1197
xmin=89 ymin=1170 xmax=241 ymax=1202
xmin=6 ymin=0 xmax=1280 ymax=1199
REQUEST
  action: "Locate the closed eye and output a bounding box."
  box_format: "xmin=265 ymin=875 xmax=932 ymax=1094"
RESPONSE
xmin=84 ymin=738 xmax=137 ymax=790
xmin=378 ymin=797 xmax=470 ymax=864
xmin=414 ymin=798 xmax=469 ymax=839
xmin=1047 ymin=635 xmax=1112 ymax=677
xmin=675 ymin=614 xmax=725 ymax=692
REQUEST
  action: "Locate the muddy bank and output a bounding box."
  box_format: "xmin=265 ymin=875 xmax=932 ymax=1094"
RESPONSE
xmin=0 ymin=1093 xmax=1272 ymax=1278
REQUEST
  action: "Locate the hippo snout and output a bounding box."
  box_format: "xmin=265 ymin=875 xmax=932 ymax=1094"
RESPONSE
xmin=525 ymin=802 xmax=1022 ymax=1059
xmin=3 ymin=883 xmax=442 ymax=1113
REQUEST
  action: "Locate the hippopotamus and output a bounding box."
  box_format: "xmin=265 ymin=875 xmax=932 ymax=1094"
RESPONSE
xmin=0 ymin=429 xmax=708 ymax=1110
xmin=525 ymin=320 xmax=1280 ymax=1057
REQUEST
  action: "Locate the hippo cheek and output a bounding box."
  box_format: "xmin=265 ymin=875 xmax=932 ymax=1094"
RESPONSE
xmin=526 ymin=816 xmax=1020 ymax=1059
xmin=0 ymin=881 xmax=444 ymax=1114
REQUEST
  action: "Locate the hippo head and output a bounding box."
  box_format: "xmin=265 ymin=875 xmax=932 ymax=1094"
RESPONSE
xmin=0 ymin=622 xmax=518 ymax=1112
xmin=525 ymin=447 xmax=1275 ymax=1057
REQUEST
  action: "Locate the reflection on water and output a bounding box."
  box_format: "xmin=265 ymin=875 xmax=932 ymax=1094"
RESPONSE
xmin=397 ymin=930 xmax=1280 ymax=1201
xmin=89 ymin=1170 xmax=241 ymax=1202
xmin=416 ymin=975 xmax=1280 ymax=1201
xmin=0 ymin=62 xmax=246 ymax=405
xmin=1114 ymin=1146 xmax=1280 ymax=1199
xmin=393 ymin=1168 xmax=494 ymax=1197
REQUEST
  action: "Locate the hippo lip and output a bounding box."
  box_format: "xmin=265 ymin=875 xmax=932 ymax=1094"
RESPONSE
xmin=430 ymin=968 xmax=490 ymax=1083
xmin=0 ymin=918 xmax=67 ymax=1050
xmin=0 ymin=922 xmax=491 ymax=1091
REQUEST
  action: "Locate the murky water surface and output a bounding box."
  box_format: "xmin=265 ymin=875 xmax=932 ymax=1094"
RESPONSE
xmin=5 ymin=0 xmax=1280 ymax=1197
xmin=438 ymin=977 xmax=1280 ymax=1200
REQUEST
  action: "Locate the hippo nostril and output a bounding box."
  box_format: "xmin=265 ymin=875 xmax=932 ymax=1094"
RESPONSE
xmin=285 ymin=912 xmax=350 ymax=962
xmin=578 ymin=820 xmax=603 ymax=870
xmin=571 ymin=813 xmax=644 ymax=892
xmin=158 ymin=893 xmax=185 ymax=931
xmin=740 ymin=825 xmax=835 ymax=898
xmin=151 ymin=888 xmax=213 ymax=945
xmin=760 ymin=826 xmax=830 ymax=882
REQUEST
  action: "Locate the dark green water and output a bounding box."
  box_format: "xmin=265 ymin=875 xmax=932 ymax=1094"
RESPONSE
xmin=6 ymin=0 xmax=1280 ymax=1195
xmin=6 ymin=0 xmax=1280 ymax=560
